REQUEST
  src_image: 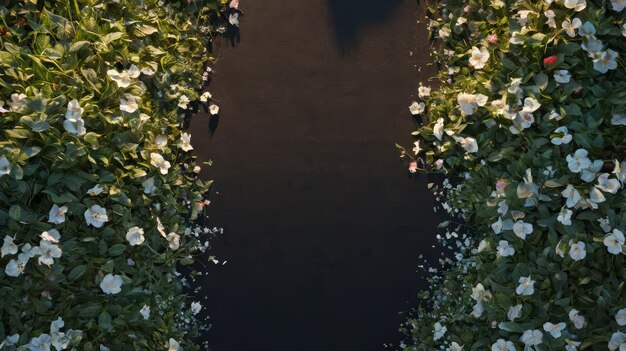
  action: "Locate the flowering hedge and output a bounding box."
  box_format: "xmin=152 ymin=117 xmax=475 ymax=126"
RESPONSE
xmin=400 ymin=0 xmax=625 ymax=349
xmin=0 ymin=0 xmax=240 ymax=350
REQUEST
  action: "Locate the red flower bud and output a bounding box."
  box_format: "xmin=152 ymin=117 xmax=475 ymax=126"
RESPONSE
xmin=543 ymin=55 xmax=558 ymax=65
xmin=0 ymin=28 xmax=7 ymax=36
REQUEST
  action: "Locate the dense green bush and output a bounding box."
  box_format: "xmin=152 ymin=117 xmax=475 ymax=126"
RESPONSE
xmin=401 ymin=0 xmax=625 ymax=349
xmin=0 ymin=0 xmax=238 ymax=349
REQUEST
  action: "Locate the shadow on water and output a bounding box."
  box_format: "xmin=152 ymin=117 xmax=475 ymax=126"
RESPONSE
xmin=326 ymin=0 xmax=406 ymax=54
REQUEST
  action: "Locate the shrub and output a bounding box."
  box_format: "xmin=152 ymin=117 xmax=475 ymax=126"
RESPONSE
xmin=401 ymin=0 xmax=626 ymax=349
xmin=0 ymin=0 xmax=238 ymax=349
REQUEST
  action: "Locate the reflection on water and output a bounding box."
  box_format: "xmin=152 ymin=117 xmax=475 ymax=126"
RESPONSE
xmin=327 ymin=0 xmax=406 ymax=54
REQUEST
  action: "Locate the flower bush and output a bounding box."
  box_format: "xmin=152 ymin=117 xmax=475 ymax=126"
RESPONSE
xmin=401 ymin=0 xmax=626 ymax=349
xmin=0 ymin=0 xmax=240 ymax=349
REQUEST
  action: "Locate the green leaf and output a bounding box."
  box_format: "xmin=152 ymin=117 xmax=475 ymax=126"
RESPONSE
xmin=78 ymin=304 xmax=102 ymax=319
xmin=8 ymin=205 xmax=21 ymax=221
xmin=108 ymin=244 xmax=126 ymax=256
xmin=134 ymin=24 xmax=159 ymax=37
xmin=68 ymin=265 xmax=87 ymax=281
xmin=31 ymin=120 xmax=51 ymax=132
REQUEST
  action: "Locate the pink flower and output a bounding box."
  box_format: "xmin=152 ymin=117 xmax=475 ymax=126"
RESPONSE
xmin=543 ymin=55 xmax=558 ymax=65
xmin=487 ymin=34 xmax=498 ymax=44
xmin=496 ymin=179 xmax=508 ymax=190
xmin=229 ymin=0 xmax=239 ymax=9
xmin=408 ymin=161 xmax=418 ymax=173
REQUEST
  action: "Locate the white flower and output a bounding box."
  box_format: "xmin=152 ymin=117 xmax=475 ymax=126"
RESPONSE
xmin=142 ymin=177 xmax=157 ymax=194
xmin=615 ymin=308 xmax=626 ymax=326
xmin=178 ymin=132 xmax=193 ymax=152
xmin=491 ymin=339 xmax=516 ymax=351
xmin=107 ymin=65 xmax=140 ymax=88
xmin=0 ymin=100 xmax=7 ymax=113
xmin=562 ymin=18 xmax=582 ymax=37
xmin=1 ymin=235 xmax=18 ymax=257
xmin=409 ymin=101 xmax=425 ymax=115
xmin=596 ymin=173 xmax=621 ymax=194
xmin=470 ymin=283 xmax=488 ymax=301
xmin=588 ymin=187 xmax=606 ymax=207
xmin=29 ymin=334 xmax=52 ymax=351
xmin=497 ymin=201 xmax=508 ymax=216
xmin=418 ymin=85 xmax=431 ymax=98
xmin=209 ymin=104 xmax=220 ymax=115
xmin=10 ymin=93 xmax=27 ymax=111
xmin=604 ymin=229 xmax=625 ymax=255
xmin=611 ymin=0 xmax=625 ymax=11
xmin=609 ymin=332 xmax=626 ymax=351
xmin=456 ymin=137 xmax=478 ymax=153
xmin=167 ymin=338 xmax=180 ymax=351
xmin=229 ymin=13 xmax=239 ymax=26
xmin=126 ymin=226 xmax=145 ymax=246
xmin=191 ymin=301 xmax=202 ymax=315
xmin=40 ymin=229 xmax=61 ymax=243
xmin=65 ymin=99 xmax=84 ymax=121
xmin=36 ymin=240 xmax=62 ymax=266
xmin=516 ymin=276 xmax=535 ymax=295
xmin=139 ymin=305 xmax=150 ymax=320
xmin=565 ymin=339 xmax=581 ymax=351
xmin=435 ymin=159 xmax=444 ymax=170
xmin=0 ymin=157 xmax=10 ymax=177
xmin=5 ymin=255 xmax=28 ymax=277
xmin=497 ymin=240 xmax=515 ymax=257
xmin=100 ymin=274 xmax=123 ymax=294
xmin=449 ymin=341 xmax=463 ymax=351
xmin=433 ymin=322 xmax=447 ymax=340
xmin=512 ymin=220 xmax=533 ymax=240
xmin=63 ymin=116 xmax=86 ymax=136
xmin=412 ymin=141 xmax=422 ymax=155
xmin=553 ymin=70 xmax=571 ymax=84
xmin=544 ymin=10 xmax=556 ymax=28
xmin=457 ymin=93 xmax=488 ymax=115
xmin=522 ymin=97 xmax=541 ymax=113
xmin=477 ymin=239 xmax=489 ymax=253
xmin=568 ymin=309 xmax=585 ymax=329
xmin=200 ymin=91 xmax=212 ymax=102
xmin=167 ymin=233 xmax=180 ymax=250
xmin=567 ymin=149 xmax=591 ymax=173
xmin=469 ymin=46 xmax=490 ymax=69
xmin=86 ymin=184 xmax=104 ymax=196
xmin=48 ymin=204 xmax=68 ymax=224
xmin=155 ymin=134 xmax=168 ymax=149
xmin=520 ymin=329 xmax=543 ymax=347
xmin=542 ymin=322 xmax=566 ymax=338
xmin=551 ymin=126 xmax=572 ymax=145
xmin=84 ymin=205 xmax=109 ymax=228
xmin=471 ymin=300 xmax=484 ymax=318
xmin=178 ymin=95 xmax=190 ymax=109
xmin=569 ymin=241 xmax=586 ymax=260
xmin=562 ymin=185 xmax=581 ymax=208
xmin=508 ymin=304 xmax=522 ymax=321
xmin=593 ymin=49 xmax=619 ymax=73
xmin=557 ymin=207 xmax=573 ymax=225
xmin=563 ymin=0 xmax=586 ymax=11
xmin=612 ymin=113 xmax=626 ymax=126
xmin=120 ymin=93 xmax=139 ymax=113
xmin=150 ymin=153 xmax=171 ymax=175
xmin=508 ymin=77 xmax=523 ymax=95
xmin=433 ymin=118 xmax=444 ymax=141
xmin=491 ymin=217 xmax=503 ymax=234
xmin=5 ymin=334 xmax=19 ymax=346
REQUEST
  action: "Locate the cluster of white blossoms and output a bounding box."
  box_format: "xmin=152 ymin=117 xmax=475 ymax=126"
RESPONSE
xmin=4 ymin=317 xmax=84 ymax=351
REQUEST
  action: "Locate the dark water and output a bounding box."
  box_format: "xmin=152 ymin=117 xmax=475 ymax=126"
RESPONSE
xmin=190 ymin=0 xmax=441 ymax=350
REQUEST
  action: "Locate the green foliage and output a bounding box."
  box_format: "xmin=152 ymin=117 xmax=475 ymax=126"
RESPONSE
xmin=0 ymin=0 xmax=233 ymax=349
xmin=402 ymin=0 xmax=626 ymax=349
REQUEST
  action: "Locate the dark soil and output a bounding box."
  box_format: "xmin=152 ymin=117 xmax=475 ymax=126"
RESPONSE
xmin=190 ymin=1 xmax=441 ymax=350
